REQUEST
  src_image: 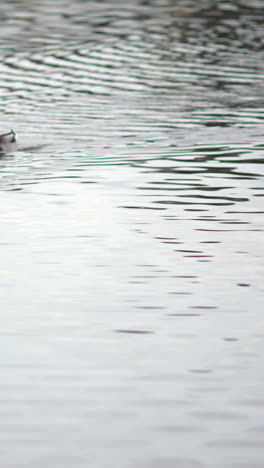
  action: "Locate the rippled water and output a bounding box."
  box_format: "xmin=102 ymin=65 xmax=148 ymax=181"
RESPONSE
xmin=1 ymin=1 xmax=264 ymax=467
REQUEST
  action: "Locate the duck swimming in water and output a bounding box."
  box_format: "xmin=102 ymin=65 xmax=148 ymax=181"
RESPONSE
xmin=0 ymin=130 xmax=17 ymax=153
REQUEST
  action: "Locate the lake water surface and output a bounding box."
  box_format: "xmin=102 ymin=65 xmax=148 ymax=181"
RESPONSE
xmin=0 ymin=1 xmax=264 ymax=467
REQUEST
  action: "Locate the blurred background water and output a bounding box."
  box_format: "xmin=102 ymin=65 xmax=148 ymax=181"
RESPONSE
xmin=0 ymin=1 xmax=264 ymax=467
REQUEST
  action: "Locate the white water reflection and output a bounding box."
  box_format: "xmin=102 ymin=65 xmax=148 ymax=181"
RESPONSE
xmin=0 ymin=1 xmax=264 ymax=468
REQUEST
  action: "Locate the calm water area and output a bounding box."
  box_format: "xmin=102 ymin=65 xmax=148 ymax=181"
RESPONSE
xmin=0 ymin=0 xmax=264 ymax=467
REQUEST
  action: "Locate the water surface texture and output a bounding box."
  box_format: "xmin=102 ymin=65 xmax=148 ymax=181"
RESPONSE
xmin=0 ymin=1 xmax=264 ymax=467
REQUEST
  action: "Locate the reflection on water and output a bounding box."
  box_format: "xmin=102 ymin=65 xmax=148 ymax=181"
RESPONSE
xmin=0 ymin=1 xmax=264 ymax=467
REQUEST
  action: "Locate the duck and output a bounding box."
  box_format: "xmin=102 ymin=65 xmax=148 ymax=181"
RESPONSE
xmin=0 ymin=130 xmax=17 ymax=153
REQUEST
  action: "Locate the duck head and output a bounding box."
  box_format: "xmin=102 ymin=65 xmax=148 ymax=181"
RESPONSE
xmin=0 ymin=130 xmax=17 ymax=153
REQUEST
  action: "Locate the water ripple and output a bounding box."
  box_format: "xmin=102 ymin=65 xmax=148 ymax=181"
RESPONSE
xmin=0 ymin=2 xmax=264 ymax=468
